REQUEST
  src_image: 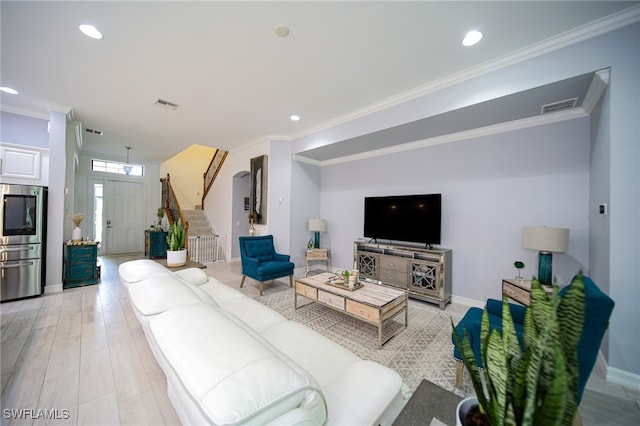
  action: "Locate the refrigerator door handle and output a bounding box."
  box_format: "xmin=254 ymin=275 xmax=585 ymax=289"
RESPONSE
xmin=0 ymin=246 xmax=34 ymax=253
xmin=1 ymin=261 xmax=35 ymax=269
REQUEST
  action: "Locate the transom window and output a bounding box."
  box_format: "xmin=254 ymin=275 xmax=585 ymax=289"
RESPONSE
xmin=91 ymin=159 xmax=144 ymax=176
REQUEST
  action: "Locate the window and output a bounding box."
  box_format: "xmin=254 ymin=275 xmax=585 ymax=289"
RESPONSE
xmin=93 ymin=183 xmax=103 ymax=241
xmin=91 ymin=159 xmax=144 ymax=176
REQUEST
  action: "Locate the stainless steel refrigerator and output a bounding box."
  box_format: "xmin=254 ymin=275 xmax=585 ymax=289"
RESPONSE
xmin=1 ymin=184 xmax=47 ymax=302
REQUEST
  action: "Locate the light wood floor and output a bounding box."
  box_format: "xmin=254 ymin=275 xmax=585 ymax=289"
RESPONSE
xmin=1 ymin=255 xmax=638 ymax=425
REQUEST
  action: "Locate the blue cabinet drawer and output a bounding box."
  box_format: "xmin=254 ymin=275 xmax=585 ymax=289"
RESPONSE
xmin=67 ymin=246 xmax=96 ymax=262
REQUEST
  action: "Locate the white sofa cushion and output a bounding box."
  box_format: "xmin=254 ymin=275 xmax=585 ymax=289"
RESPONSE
xmin=199 ymin=278 xmax=287 ymax=333
xmin=174 ymin=267 xmax=209 ymax=285
xmin=119 ymin=259 xmax=171 ymax=285
xmin=199 ymin=279 xmax=246 ymax=304
xmin=149 ymin=304 xmax=327 ymax=425
xmin=128 ymin=278 xmax=202 ymax=317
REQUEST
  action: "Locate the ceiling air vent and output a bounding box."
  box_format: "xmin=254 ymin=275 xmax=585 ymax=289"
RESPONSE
xmin=155 ymin=98 xmax=179 ymax=110
xmin=541 ymin=97 xmax=578 ymax=114
xmin=85 ymin=128 xmax=103 ymax=135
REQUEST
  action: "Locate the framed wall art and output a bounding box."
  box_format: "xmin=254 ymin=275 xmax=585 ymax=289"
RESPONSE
xmin=250 ymin=155 xmax=267 ymax=224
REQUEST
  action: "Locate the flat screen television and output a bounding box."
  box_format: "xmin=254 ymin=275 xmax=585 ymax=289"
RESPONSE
xmin=364 ymin=194 xmax=441 ymax=246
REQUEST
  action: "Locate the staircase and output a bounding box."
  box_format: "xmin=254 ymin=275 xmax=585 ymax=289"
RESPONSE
xmin=182 ymin=209 xmax=213 ymax=236
xmin=183 ymin=209 xmax=224 ymax=263
xmin=161 ymin=148 xmax=228 ymax=263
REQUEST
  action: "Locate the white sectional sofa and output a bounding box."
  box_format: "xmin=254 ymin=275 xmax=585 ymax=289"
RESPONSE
xmin=119 ymin=260 xmax=404 ymax=425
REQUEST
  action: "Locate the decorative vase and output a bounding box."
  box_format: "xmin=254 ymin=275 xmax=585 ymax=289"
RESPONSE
xmin=166 ymin=249 xmax=187 ymax=267
xmin=72 ymin=226 xmax=82 ymax=242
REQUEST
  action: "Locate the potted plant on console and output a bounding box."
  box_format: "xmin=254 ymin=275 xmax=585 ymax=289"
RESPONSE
xmin=452 ymin=274 xmax=586 ymax=426
xmin=166 ymin=218 xmax=186 ymax=267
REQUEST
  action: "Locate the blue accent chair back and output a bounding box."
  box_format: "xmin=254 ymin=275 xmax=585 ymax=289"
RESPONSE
xmin=239 ymin=235 xmax=294 ymax=296
xmin=452 ymin=275 xmax=614 ymax=404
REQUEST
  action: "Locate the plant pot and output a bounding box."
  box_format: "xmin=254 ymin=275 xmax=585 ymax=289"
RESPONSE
xmin=166 ymin=249 xmax=187 ymax=267
xmin=456 ymin=396 xmax=483 ymax=426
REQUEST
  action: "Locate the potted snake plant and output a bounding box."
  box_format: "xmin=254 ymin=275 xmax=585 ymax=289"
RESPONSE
xmin=452 ymin=273 xmax=586 ymax=426
xmin=166 ymin=218 xmax=186 ymax=267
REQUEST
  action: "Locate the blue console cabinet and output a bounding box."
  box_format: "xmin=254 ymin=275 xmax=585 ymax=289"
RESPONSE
xmin=145 ymin=229 xmax=168 ymax=258
xmin=63 ymin=243 xmax=99 ymax=288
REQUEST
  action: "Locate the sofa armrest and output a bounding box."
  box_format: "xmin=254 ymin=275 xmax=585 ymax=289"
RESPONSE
xmin=264 ymin=408 xmax=324 ymax=426
xmin=486 ymin=298 xmax=527 ymax=325
xmin=273 ymin=252 xmax=291 ymax=262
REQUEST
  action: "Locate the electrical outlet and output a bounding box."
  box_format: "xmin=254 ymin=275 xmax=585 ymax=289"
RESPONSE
xmin=599 ymin=203 xmax=608 ymax=215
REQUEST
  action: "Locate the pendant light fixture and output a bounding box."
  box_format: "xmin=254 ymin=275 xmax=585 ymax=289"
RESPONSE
xmin=124 ymin=146 xmax=133 ymax=175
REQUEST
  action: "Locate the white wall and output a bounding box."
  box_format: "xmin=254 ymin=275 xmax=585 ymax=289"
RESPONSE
xmin=230 ymin=173 xmax=250 ymax=258
xmin=45 ymin=110 xmax=67 ymax=293
xmin=205 ymin=139 xmax=270 ymax=261
xmin=204 ymin=138 xmax=296 ymax=261
xmin=266 ymin=140 xmax=293 ymax=257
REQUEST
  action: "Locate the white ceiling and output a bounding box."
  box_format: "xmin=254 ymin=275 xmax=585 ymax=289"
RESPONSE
xmin=1 ymin=1 xmax=638 ymax=163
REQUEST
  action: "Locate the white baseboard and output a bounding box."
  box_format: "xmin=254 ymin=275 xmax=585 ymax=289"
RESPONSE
xmin=607 ymin=365 xmax=640 ymax=391
xmin=44 ymin=284 xmax=63 ymax=294
xmin=451 ymin=294 xmax=484 ymax=308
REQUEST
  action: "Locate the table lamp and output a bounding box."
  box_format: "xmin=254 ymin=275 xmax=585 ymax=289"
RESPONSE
xmin=308 ymin=218 xmax=327 ymax=249
xmin=522 ymin=226 xmax=569 ymax=286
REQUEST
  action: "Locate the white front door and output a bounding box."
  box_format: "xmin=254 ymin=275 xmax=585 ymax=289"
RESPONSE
xmin=104 ymin=180 xmax=144 ymax=254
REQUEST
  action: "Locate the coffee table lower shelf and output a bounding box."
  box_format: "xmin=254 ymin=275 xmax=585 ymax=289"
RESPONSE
xmin=294 ymin=273 xmax=408 ymax=348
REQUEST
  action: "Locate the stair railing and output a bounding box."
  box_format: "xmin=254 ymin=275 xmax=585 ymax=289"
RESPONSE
xmin=160 ymin=173 xmax=189 ymax=253
xmin=202 ymin=148 xmax=228 ymax=207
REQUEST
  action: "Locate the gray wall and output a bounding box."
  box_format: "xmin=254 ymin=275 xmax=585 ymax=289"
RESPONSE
xmin=316 ymin=119 xmax=589 ymax=302
xmin=286 ymin=22 xmax=640 ymax=380
xmin=289 ymin=159 xmax=322 ymax=267
xmin=0 ymin=111 xmax=49 ymax=148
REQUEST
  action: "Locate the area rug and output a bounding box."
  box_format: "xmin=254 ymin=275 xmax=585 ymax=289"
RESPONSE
xmin=256 ymin=288 xmax=475 ymax=397
xmin=392 ymin=379 xmax=462 ymax=426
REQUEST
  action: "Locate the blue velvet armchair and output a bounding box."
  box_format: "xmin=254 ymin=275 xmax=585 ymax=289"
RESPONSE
xmin=452 ymin=275 xmax=614 ymax=404
xmin=239 ymin=235 xmax=295 ymax=296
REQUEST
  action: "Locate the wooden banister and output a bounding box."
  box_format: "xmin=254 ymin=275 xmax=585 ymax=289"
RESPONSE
xmin=202 ymin=149 xmax=228 ymax=207
xmin=160 ymin=173 xmax=189 ymax=253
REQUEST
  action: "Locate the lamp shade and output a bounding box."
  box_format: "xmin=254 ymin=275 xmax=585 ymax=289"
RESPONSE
xmin=308 ymin=218 xmax=327 ymax=232
xmin=522 ymin=226 xmax=569 ymax=253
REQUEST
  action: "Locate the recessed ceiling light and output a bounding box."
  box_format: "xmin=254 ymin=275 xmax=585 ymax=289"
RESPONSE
xmin=0 ymin=87 xmax=18 ymax=95
xmin=462 ymin=30 xmax=483 ymax=47
xmin=79 ymin=24 xmax=103 ymax=40
xmin=275 ymin=25 xmax=290 ymax=37
xmin=290 ymin=115 xmax=300 ymax=121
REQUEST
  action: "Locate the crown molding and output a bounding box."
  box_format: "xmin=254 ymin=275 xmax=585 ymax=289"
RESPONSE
xmin=582 ymin=69 xmax=611 ymax=114
xmin=292 ymin=154 xmax=322 ymax=166
xmin=289 ymin=5 xmax=640 ymax=143
xmin=301 ymin=108 xmax=588 ymax=167
xmin=0 ymin=105 xmax=50 ymax=121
